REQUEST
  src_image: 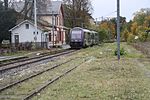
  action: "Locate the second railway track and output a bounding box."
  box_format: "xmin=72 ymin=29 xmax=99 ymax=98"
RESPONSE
xmin=0 ymin=49 xmax=76 ymax=73
xmin=0 ymin=49 xmax=70 ymax=67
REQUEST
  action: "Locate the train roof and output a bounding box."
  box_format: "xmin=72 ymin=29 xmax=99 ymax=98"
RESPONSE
xmin=71 ymin=27 xmax=98 ymax=34
xmin=91 ymin=31 xmax=98 ymax=34
xmin=71 ymin=27 xmax=91 ymax=33
xmin=82 ymin=29 xmax=91 ymax=33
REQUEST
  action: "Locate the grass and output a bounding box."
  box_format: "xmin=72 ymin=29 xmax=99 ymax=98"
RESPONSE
xmin=2 ymin=42 xmax=150 ymax=100
xmin=31 ymin=42 xmax=150 ymax=100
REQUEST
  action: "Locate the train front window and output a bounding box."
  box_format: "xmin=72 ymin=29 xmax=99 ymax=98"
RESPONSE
xmin=71 ymin=31 xmax=82 ymax=39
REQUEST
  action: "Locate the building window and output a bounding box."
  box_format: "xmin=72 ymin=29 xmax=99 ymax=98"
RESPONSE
xmin=25 ymin=24 xmax=29 ymax=29
xmin=33 ymin=31 xmax=38 ymax=35
xmin=57 ymin=17 xmax=59 ymax=25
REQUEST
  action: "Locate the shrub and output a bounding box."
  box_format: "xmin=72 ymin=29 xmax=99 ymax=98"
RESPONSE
xmin=121 ymin=28 xmax=129 ymax=42
xmin=114 ymin=48 xmax=127 ymax=56
xmin=147 ymin=34 xmax=150 ymax=41
xmin=139 ymin=31 xmax=149 ymax=42
xmin=98 ymin=29 xmax=109 ymax=42
xmin=127 ymin=34 xmax=137 ymax=43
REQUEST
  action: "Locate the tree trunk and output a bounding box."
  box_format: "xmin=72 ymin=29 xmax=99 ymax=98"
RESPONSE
xmin=4 ymin=0 xmax=8 ymax=10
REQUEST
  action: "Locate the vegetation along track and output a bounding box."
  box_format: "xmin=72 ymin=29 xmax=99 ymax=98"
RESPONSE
xmin=0 ymin=49 xmax=76 ymax=73
xmin=0 ymin=57 xmax=89 ymax=100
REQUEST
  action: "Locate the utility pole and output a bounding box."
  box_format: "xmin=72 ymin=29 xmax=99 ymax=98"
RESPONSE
xmin=52 ymin=11 xmax=55 ymax=47
xmin=117 ymin=0 xmax=120 ymax=60
xmin=34 ymin=0 xmax=37 ymax=48
xmin=101 ymin=16 xmax=104 ymax=21
xmin=81 ymin=23 xmax=84 ymax=28
xmin=95 ymin=18 xmax=98 ymax=25
xmin=72 ymin=0 xmax=76 ymax=27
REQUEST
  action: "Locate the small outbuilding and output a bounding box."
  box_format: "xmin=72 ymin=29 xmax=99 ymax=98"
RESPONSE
xmin=9 ymin=20 xmax=49 ymax=49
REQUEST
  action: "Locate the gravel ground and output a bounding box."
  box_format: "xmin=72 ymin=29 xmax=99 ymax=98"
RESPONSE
xmin=0 ymin=51 xmax=77 ymax=89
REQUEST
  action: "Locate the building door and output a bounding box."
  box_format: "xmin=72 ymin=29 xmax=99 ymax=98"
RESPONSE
xmin=14 ymin=35 xmax=19 ymax=46
xmin=45 ymin=34 xmax=49 ymax=48
xmin=49 ymin=33 xmax=51 ymax=41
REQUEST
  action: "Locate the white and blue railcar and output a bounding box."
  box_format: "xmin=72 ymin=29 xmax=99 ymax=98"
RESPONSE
xmin=70 ymin=27 xmax=99 ymax=48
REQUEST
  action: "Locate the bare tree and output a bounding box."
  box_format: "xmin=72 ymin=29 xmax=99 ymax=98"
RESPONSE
xmin=10 ymin=0 xmax=51 ymax=20
xmin=4 ymin=0 xmax=8 ymax=10
xmin=63 ymin=0 xmax=93 ymax=28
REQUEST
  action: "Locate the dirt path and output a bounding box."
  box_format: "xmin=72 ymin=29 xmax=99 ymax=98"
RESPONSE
xmin=132 ymin=42 xmax=150 ymax=57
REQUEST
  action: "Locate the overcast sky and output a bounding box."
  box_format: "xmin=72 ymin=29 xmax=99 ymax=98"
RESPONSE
xmin=92 ymin=0 xmax=150 ymax=21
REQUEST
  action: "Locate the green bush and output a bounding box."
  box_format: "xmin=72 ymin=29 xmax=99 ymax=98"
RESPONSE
xmin=98 ymin=29 xmax=109 ymax=42
xmin=114 ymin=48 xmax=127 ymax=56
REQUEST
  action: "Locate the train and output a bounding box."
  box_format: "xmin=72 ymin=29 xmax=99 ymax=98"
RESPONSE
xmin=69 ymin=27 xmax=99 ymax=48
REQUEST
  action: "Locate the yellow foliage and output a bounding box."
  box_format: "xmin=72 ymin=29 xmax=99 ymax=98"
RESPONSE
xmin=144 ymin=16 xmax=150 ymax=27
xmin=122 ymin=28 xmax=129 ymax=41
xmin=99 ymin=22 xmax=109 ymax=30
xmin=131 ymin=22 xmax=138 ymax=35
xmin=99 ymin=21 xmax=116 ymax=38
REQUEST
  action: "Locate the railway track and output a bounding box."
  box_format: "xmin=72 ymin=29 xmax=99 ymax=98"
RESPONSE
xmin=0 ymin=49 xmax=76 ymax=73
xmin=0 ymin=56 xmax=28 ymax=65
xmin=0 ymin=49 xmax=70 ymax=67
xmin=0 ymin=57 xmax=89 ymax=100
xmin=0 ymin=58 xmax=75 ymax=92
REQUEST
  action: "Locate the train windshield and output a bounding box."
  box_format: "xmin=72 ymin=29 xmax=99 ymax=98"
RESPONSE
xmin=71 ymin=30 xmax=82 ymax=39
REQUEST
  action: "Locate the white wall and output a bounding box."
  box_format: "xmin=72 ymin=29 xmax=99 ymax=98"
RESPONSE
xmin=11 ymin=22 xmax=44 ymax=43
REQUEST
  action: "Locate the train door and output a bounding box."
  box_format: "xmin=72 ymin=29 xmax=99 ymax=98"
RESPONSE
xmin=84 ymin=32 xmax=90 ymax=47
xmin=88 ymin=32 xmax=92 ymax=46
